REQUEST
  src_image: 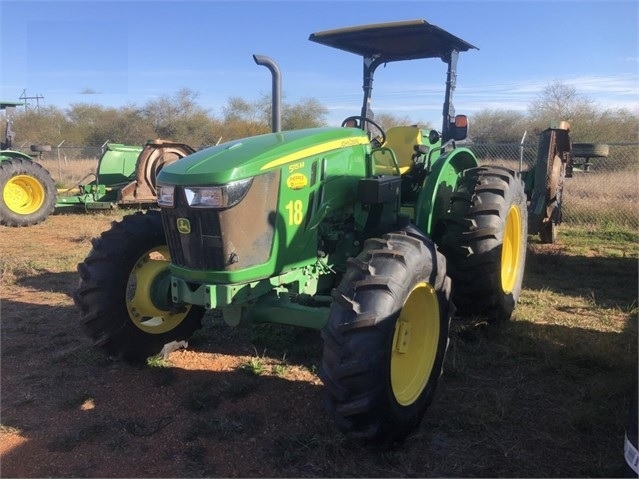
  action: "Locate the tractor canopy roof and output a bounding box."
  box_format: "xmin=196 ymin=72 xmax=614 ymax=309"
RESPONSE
xmin=0 ymin=101 xmax=25 ymax=110
xmin=308 ymin=19 xmax=478 ymax=63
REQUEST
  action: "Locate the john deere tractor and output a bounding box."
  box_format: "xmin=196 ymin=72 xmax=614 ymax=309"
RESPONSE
xmin=75 ymin=20 xmax=528 ymax=446
xmin=0 ymin=101 xmax=57 ymax=226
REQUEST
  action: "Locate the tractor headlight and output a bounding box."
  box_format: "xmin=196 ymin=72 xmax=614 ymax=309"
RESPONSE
xmin=157 ymin=185 xmax=175 ymax=207
xmin=184 ymin=178 xmax=253 ymax=209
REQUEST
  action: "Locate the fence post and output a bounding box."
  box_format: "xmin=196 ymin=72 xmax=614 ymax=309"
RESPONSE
xmin=56 ymin=140 xmax=65 ymax=179
xmin=519 ymin=131 xmax=527 ymax=172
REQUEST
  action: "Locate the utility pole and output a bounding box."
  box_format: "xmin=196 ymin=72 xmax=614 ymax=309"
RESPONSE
xmin=19 ymin=89 xmax=45 ymax=112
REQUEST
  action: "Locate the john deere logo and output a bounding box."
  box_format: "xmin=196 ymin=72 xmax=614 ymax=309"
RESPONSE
xmin=177 ymin=218 xmax=191 ymax=234
xmin=286 ymin=173 xmax=308 ymax=190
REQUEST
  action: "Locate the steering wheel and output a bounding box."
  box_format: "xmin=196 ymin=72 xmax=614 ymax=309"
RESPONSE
xmin=341 ymin=116 xmax=386 ymax=146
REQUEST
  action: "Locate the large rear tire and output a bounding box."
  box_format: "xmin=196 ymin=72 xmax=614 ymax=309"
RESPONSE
xmin=0 ymin=159 xmax=56 ymax=227
xmin=439 ymin=166 xmax=527 ymax=322
xmin=73 ymin=210 xmax=205 ymax=362
xmin=320 ymin=226 xmax=452 ymax=447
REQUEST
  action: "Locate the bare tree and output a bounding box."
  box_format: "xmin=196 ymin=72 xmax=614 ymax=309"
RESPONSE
xmin=469 ymin=109 xmax=528 ymax=143
xmin=281 ymin=98 xmax=328 ymax=130
xmin=142 ymin=88 xmax=209 ymax=140
xmin=528 ymin=81 xmax=596 ymax=123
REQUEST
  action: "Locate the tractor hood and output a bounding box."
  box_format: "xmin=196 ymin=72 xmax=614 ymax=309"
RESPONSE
xmin=157 ymin=127 xmax=370 ymax=185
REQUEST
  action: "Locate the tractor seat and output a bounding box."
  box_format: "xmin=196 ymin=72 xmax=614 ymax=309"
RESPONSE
xmin=382 ymin=126 xmax=424 ymax=174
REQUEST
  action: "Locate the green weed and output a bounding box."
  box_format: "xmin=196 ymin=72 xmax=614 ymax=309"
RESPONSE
xmin=240 ymin=356 xmax=265 ymax=376
xmin=146 ymin=355 xmax=171 ymax=368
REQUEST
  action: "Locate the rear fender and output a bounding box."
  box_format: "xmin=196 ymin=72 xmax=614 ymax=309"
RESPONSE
xmin=0 ymin=150 xmax=33 ymax=162
xmin=414 ymin=147 xmax=478 ymax=236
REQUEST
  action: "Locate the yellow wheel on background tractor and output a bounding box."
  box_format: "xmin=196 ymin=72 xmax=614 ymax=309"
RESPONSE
xmin=4 ymin=174 xmax=46 ymax=215
xmin=0 ymin=158 xmax=57 ymax=226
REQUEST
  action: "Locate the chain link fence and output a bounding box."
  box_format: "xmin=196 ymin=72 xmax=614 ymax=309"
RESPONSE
xmin=26 ymin=144 xmax=103 ymax=161
xmin=29 ymin=141 xmax=639 ymax=230
xmin=31 ymin=144 xmax=115 ymax=190
xmin=474 ymin=142 xmax=638 ymax=230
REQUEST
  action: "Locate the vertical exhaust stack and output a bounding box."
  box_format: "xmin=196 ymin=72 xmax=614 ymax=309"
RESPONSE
xmin=253 ymin=54 xmax=282 ymax=133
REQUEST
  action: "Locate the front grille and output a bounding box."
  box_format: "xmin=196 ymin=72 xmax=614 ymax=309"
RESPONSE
xmin=161 ymin=171 xmax=280 ymax=271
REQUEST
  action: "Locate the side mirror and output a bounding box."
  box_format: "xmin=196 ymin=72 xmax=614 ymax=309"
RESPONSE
xmin=428 ymin=129 xmax=441 ymax=145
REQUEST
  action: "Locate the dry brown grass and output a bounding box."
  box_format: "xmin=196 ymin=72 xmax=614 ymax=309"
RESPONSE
xmin=563 ymin=169 xmax=639 ymax=227
xmin=38 ymin=157 xmax=99 ymax=189
xmin=481 ymin=157 xmax=639 ymax=228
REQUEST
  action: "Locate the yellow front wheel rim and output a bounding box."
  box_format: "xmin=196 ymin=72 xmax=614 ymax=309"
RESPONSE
xmin=3 ymin=175 xmax=46 ymax=214
xmin=126 ymin=246 xmax=190 ymax=334
xmin=391 ymin=282 xmax=440 ymax=406
xmin=501 ymin=205 xmax=523 ymax=293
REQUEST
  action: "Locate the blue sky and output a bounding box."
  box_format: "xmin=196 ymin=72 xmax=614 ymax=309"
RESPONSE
xmin=1 ymin=0 xmax=637 ymax=127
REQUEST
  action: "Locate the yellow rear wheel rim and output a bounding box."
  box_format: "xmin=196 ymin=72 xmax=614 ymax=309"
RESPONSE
xmin=501 ymin=205 xmax=523 ymax=293
xmin=3 ymin=175 xmax=46 ymax=215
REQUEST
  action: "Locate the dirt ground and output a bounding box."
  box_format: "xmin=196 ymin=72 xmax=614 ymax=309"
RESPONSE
xmin=1 ymin=212 xmax=334 ymax=477
xmin=1 ymin=211 xmax=636 ymax=478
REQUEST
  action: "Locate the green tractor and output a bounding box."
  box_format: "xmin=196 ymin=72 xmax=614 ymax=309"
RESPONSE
xmin=1 ymin=100 xmax=196 ymax=224
xmin=0 ymin=101 xmax=57 ymax=226
xmin=74 ymin=19 xmax=528 ymax=446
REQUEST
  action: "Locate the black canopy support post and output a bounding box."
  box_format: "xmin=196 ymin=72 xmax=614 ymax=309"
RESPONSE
xmin=361 ymin=57 xmax=374 ymax=120
xmin=253 ymin=54 xmax=282 ymax=133
xmin=360 ymin=56 xmax=383 ymax=134
xmin=441 ymin=49 xmax=459 ymax=143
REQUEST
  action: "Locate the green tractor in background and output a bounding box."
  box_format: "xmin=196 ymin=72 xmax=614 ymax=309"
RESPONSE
xmin=0 ymin=101 xmax=57 ymax=226
xmin=1 ymin=97 xmax=196 ymax=223
xmin=75 ymin=19 xmax=530 ymax=446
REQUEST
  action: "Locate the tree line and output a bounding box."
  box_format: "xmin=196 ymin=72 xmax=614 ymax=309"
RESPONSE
xmin=3 ymin=82 xmax=637 ymax=150
xmin=470 ymin=82 xmax=638 ymax=144
xmin=5 ymin=89 xmax=329 ymax=150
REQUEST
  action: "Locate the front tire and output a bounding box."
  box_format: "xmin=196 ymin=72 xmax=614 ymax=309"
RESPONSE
xmin=439 ymin=166 xmax=527 ymax=322
xmin=320 ymin=226 xmax=452 ymax=447
xmin=0 ymin=159 xmax=56 ymax=227
xmin=73 ymin=210 xmax=205 ymax=362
